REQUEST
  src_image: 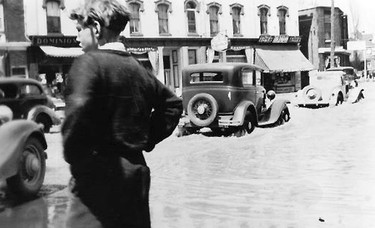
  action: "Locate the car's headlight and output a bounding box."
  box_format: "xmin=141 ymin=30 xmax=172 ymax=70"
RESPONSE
xmin=0 ymin=105 xmax=13 ymax=124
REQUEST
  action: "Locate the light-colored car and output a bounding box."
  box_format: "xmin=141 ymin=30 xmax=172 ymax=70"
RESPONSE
xmin=294 ymin=71 xmax=364 ymax=108
xmin=0 ymin=105 xmax=47 ymax=198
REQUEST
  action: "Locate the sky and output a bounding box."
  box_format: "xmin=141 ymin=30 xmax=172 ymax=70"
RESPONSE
xmin=298 ymin=0 xmax=375 ymax=38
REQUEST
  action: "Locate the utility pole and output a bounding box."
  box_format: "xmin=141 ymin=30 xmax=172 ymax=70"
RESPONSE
xmin=330 ymin=0 xmax=335 ymax=68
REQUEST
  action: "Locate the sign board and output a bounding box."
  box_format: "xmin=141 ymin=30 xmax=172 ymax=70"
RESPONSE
xmin=211 ymin=33 xmax=229 ymax=52
xmin=258 ymin=35 xmax=301 ymax=44
xmin=29 ymin=36 xmax=79 ymax=47
xmin=347 ymin=41 xmax=366 ymax=51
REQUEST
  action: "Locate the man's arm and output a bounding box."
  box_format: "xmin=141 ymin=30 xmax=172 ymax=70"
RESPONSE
xmin=146 ymin=78 xmax=182 ymax=152
xmin=61 ymin=54 xmax=100 ymax=164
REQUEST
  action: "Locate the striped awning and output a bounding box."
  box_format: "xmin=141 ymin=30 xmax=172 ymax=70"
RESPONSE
xmin=255 ymin=48 xmax=315 ymax=73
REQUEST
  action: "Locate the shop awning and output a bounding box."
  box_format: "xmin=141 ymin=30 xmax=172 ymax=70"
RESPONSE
xmin=255 ymin=48 xmax=315 ymax=73
xmin=40 ymin=46 xmax=83 ymax=58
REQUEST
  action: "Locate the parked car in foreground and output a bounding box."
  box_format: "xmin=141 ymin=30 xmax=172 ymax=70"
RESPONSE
xmin=0 ymin=78 xmax=61 ymax=132
xmin=178 ymin=63 xmax=290 ymax=136
xmin=294 ymin=71 xmax=364 ymax=108
xmin=0 ymin=105 xmax=47 ymax=198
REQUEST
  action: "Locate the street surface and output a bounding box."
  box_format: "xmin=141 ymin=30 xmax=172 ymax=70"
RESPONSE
xmin=0 ymin=80 xmax=374 ymax=228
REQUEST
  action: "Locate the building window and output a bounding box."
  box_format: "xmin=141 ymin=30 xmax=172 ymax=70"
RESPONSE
xmin=230 ymin=4 xmax=244 ymax=36
xmin=129 ymin=2 xmax=141 ymax=34
xmin=0 ymin=4 xmax=4 ymax=33
xmin=258 ymin=4 xmax=270 ymax=35
xmin=206 ymin=2 xmax=222 ymax=37
xmin=44 ymin=0 xmax=62 ymax=34
xmin=155 ymin=0 xmax=172 ymax=35
xmin=188 ymin=49 xmax=197 ymax=64
xmin=324 ymin=10 xmax=331 ymax=40
xmin=277 ymin=6 xmax=288 ymax=35
xmin=185 ymin=0 xmax=199 ymax=34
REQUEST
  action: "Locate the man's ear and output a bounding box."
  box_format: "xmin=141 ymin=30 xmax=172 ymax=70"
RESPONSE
xmin=93 ymin=21 xmax=102 ymax=38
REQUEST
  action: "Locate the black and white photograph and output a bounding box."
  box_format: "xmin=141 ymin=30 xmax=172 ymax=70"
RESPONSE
xmin=0 ymin=0 xmax=374 ymax=227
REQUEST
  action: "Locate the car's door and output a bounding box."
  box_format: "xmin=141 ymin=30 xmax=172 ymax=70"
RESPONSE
xmin=0 ymin=83 xmax=23 ymax=118
xmin=19 ymin=83 xmax=47 ymax=117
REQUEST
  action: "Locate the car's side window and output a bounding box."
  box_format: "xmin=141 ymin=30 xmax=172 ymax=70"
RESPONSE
xmin=190 ymin=72 xmax=223 ymax=83
xmin=0 ymin=84 xmax=18 ymax=98
xmin=20 ymin=85 xmax=42 ymax=97
xmin=255 ymin=71 xmax=262 ymax=86
xmin=242 ymin=68 xmax=254 ymax=86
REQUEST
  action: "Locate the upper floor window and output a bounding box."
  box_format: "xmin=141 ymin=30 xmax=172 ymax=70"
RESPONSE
xmin=258 ymin=4 xmax=270 ymax=35
xmin=43 ymin=0 xmax=65 ymax=34
xmin=230 ymin=4 xmax=244 ymax=36
xmin=277 ymin=6 xmax=288 ymax=35
xmin=155 ymin=0 xmax=172 ymax=35
xmin=128 ymin=1 xmax=144 ymax=35
xmin=324 ymin=10 xmax=331 ymax=40
xmin=0 ymin=3 xmax=4 ymax=33
xmin=185 ymin=0 xmax=199 ymax=34
xmin=207 ymin=3 xmax=222 ymax=37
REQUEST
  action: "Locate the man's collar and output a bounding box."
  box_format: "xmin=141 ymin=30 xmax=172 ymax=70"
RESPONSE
xmin=99 ymin=42 xmax=126 ymax=52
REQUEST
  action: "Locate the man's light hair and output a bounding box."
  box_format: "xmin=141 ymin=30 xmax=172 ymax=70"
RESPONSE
xmin=70 ymin=0 xmax=131 ymax=34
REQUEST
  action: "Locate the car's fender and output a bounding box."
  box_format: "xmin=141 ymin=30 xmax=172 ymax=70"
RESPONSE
xmin=347 ymin=87 xmax=365 ymax=103
xmin=27 ymin=105 xmax=61 ymax=125
xmin=0 ymin=120 xmax=47 ymax=179
xmin=259 ymin=99 xmax=288 ymax=126
xmin=232 ymin=100 xmax=257 ymax=126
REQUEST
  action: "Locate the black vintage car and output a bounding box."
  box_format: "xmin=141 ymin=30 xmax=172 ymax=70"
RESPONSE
xmin=178 ymin=63 xmax=290 ymax=136
xmin=0 ymin=105 xmax=47 ymax=198
xmin=0 ymin=78 xmax=61 ymax=133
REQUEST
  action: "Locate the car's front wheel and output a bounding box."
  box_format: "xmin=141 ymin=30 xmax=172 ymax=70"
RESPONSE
xmin=7 ymin=137 xmax=46 ymax=198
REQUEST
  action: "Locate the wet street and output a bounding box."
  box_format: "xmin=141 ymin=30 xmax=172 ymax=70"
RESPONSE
xmin=1 ymin=81 xmax=375 ymax=228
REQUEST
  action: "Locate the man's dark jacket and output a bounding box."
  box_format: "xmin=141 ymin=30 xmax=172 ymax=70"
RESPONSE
xmin=62 ymin=49 xmax=182 ymax=164
xmin=61 ymin=49 xmax=182 ymax=227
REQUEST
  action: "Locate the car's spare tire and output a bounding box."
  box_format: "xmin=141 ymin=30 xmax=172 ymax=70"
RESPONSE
xmin=302 ymin=85 xmax=322 ymax=102
xmin=187 ymin=93 xmax=218 ymax=127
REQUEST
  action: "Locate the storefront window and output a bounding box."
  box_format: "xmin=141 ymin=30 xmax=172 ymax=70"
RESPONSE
xmin=275 ymin=72 xmax=293 ymax=85
xmin=0 ymin=4 xmax=4 ymax=33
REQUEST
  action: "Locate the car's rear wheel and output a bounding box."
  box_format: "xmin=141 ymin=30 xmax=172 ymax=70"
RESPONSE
xmin=7 ymin=137 xmax=46 ymax=198
xmin=243 ymin=111 xmax=255 ymax=134
xmin=187 ymin=93 xmax=218 ymax=127
xmin=35 ymin=114 xmax=52 ymax=133
xmin=302 ymin=86 xmax=322 ymax=102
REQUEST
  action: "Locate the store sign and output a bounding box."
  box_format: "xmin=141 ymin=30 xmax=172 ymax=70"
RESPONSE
xmin=211 ymin=33 xmax=229 ymax=52
xmin=258 ymin=35 xmax=301 ymax=44
xmin=29 ymin=36 xmax=79 ymax=47
xmin=126 ymin=47 xmax=157 ymax=53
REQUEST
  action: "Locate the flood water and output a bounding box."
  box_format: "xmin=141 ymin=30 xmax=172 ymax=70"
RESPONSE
xmin=145 ymin=81 xmax=375 ymax=228
xmin=0 ymin=81 xmax=374 ymax=228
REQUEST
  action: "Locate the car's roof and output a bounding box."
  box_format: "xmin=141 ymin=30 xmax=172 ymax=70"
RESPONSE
xmin=0 ymin=77 xmax=42 ymax=85
xmin=183 ymin=62 xmax=264 ymax=72
xmin=327 ymin=66 xmax=354 ymax=71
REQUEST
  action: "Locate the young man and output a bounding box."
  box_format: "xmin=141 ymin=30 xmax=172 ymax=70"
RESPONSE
xmin=62 ymin=1 xmax=182 ymax=227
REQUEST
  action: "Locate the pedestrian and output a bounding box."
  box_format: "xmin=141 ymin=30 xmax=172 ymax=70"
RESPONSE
xmin=61 ymin=0 xmax=183 ymax=227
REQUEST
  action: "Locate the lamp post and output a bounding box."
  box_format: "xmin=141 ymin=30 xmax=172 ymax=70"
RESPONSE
xmin=330 ymin=0 xmax=335 ymax=68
